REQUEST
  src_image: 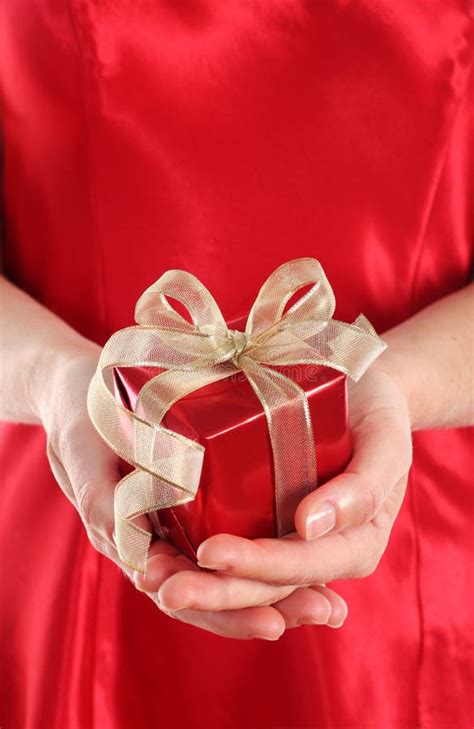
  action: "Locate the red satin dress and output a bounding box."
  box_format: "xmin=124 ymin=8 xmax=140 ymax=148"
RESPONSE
xmin=0 ymin=3 xmax=473 ymax=728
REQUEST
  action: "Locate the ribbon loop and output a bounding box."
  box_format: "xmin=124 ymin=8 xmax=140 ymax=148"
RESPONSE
xmin=87 ymin=258 xmax=387 ymax=573
xmin=135 ymin=269 xmax=227 ymax=330
xmin=245 ymin=258 xmax=335 ymax=341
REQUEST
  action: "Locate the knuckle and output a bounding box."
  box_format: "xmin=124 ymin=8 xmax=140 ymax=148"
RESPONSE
xmin=76 ymin=480 xmax=97 ymax=527
xmin=84 ymin=524 xmax=105 ymax=553
xmin=358 ymin=481 xmax=384 ymax=522
xmin=57 ymin=417 xmax=83 ymax=460
xmin=354 ymin=562 xmax=374 ymax=579
xmin=75 ymin=479 xmax=113 ymax=543
xmin=353 ymin=549 xmax=382 ymax=578
xmin=86 ymin=526 xmax=115 ymax=560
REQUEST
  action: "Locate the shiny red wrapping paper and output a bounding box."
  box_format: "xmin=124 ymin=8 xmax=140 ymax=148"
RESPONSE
xmin=113 ymin=319 xmax=352 ymax=561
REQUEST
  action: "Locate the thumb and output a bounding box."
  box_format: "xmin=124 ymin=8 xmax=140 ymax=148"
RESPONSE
xmin=294 ymin=404 xmax=412 ymax=541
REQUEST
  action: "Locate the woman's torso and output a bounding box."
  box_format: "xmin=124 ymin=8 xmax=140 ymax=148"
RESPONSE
xmin=0 ymin=3 xmax=473 ymax=728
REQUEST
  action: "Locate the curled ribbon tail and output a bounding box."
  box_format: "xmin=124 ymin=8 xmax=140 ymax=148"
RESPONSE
xmin=114 ymin=468 xmax=201 ymax=573
xmin=323 ymin=317 xmax=388 ymax=381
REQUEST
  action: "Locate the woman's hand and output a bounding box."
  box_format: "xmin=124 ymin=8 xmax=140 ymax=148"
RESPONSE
xmin=38 ymin=346 xmax=348 ymax=640
xmin=150 ymin=363 xmax=413 ymax=612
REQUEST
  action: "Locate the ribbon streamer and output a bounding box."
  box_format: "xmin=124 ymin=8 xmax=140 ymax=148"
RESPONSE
xmin=87 ymin=258 xmax=387 ymax=573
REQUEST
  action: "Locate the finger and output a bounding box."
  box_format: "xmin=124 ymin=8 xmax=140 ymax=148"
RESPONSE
xmin=58 ymin=416 xmax=155 ymax=553
xmin=147 ymin=537 xmax=180 ymax=558
xmin=294 ymin=398 xmax=412 ymax=541
xmin=135 ymin=550 xmax=288 ymax=639
xmin=313 ymin=585 xmax=348 ymax=627
xmin=146 ymin=592 xmax=286 ymax=640
xmin=51 ymin=415 xmax=120 ymax=542
xmin=156 ymin=570 xmax=296 ymax=612
xmin=133 ymin=544 xmax=199 ymax=593
xmin=272 ymin=584 xmax=348 ymax=629
xmin=59 ymin=415 xmax=120 ymax=491
xmin=196 ymin=527 xmax=382 ymax=585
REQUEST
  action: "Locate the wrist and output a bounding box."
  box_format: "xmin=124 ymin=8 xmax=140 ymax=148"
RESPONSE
xmin=30 ymin=335 xmax=101 ymax=424
xmin=371 ymin=330 xmax=425 ymax=431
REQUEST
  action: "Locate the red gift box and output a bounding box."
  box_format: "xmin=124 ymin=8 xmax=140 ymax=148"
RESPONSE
xmin=87 ymin=259 xmax=386 ymax=573
xmin=113 ymin=318 xmax=352 ymax=562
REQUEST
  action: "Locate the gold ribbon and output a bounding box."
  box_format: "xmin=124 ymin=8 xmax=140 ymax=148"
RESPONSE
xmin=87 ymin=258 xmax=387 ymax=573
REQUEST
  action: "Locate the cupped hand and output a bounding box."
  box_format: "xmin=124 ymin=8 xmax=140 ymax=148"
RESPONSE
xmin=154 ymin=363 xmax=413 ymax=616
xmin=39 ymin=345 xmax=346 ymax=639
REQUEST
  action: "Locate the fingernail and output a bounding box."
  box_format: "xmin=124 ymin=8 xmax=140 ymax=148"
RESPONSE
xmin=158 ymin=597 xmax=188 ymax=611
xmin=133 ymin=570 xmax=146 ymax=591
xmin=297 ymin=617 xmax=326 ymax=626
xmin=328 ymin=600 xmax=348 ymax=628
xmin=197 ymin=561 xmax=229 ymax=572
xmin=196 ymin=544 xmax=230 ymax=571
xmin=305 ymin=501 xmax=337 ymax=540
xmin=327 ymin=618 xmax=346 ymax=629
xmin=157 ymin=588 xmax=187 ymax=612
xmin=249 ymin=633 xmax=282 ymax=641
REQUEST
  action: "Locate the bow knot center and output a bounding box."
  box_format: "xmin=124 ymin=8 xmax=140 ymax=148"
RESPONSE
xmin=227 ymin=328 xmax=249 ymax=364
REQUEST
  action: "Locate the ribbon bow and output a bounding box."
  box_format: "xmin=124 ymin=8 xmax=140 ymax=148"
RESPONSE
xmin=87 ymin=258 xmax=386 ymax=573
